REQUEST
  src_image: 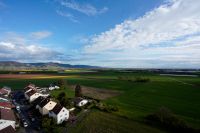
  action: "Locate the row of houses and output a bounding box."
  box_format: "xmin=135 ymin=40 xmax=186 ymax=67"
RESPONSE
xmin=24 ymin=84 xmax=50 ymax=102
xmin=24 ymin=84 xmax=69 ymax=124
xmin=0 ymin=87 xmax=16 ymax=133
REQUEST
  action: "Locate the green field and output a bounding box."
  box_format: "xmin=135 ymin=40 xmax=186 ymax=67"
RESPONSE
xmin=0 ymin=70 xmax=200 ymax=132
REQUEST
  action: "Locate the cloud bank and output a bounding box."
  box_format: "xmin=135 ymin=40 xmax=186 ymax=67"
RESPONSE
xmin=0 ymin=31 xmax=62 ymax=62
xmin=82 ymin=0 xmax=200 ymax=68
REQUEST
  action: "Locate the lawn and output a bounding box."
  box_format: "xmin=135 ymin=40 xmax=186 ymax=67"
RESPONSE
xmin=67 ymin=110 xmax=169 ymax=133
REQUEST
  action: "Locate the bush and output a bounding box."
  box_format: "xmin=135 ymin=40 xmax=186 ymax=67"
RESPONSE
xmin=94 ymin=103 xmax=119 ymax=113
xmin=134 ymin=76 xmax=150 ymax=82
xmin=57 ymin=79 xmax=68 ymax=89
xmin=42 ymin=117 xmax=63 ymax=133
xmin=145 ymin=107 xmax=199 ymax=133
xmin=117 ymin=76 xmax=150 ymax=82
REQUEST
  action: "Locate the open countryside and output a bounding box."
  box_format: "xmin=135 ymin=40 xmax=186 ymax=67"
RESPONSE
xmin=1 ymin=0 xmax=200 ymax=132
xmin=0 ymin=69 xmax=200 ymax=133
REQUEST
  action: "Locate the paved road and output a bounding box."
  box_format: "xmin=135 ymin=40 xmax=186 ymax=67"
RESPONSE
xmin=13 ymin=91 xmax=42 ymax=133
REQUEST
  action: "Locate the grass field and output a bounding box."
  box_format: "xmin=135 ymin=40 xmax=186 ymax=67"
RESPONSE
xmin=67 ymin=110 xmax=169 ymax=133
xmin=0 ymin=70 xmax=199 ymax=132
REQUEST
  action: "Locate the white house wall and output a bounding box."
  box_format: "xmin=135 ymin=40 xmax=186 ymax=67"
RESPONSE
xmin=57 ymin=108 xmax=69 ymax=124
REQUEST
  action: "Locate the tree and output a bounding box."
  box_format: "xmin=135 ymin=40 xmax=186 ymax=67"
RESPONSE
xmin=42 ymin=117 xmax=63 ymax=133
xmin=57 ymin=79 xmax=67 ymax=89
xmin=75 ymin=84 xmax=82 ymax=97
xmin=57 ymin=92 xmax=66 ymax=101
xmin=57 ymin=92 xmax=68 ymax=106
xmin=42 ymin=117 xmax=52 ymax=133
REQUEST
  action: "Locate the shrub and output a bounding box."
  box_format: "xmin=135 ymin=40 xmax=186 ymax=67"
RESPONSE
xmin=42 ymin=117 xmax=63 ymax=133
xmin=57 ymin=79 xmax=68 ymax=89
xmin=134 ymin=76 xmax=150 ymax=82
xmin=94 ymin=103 xmax=119 ymax=113
xmin=145 ymin=107 xmax=199 ymax=133
xmin=118 ymin=76 xmax=150 ymax=82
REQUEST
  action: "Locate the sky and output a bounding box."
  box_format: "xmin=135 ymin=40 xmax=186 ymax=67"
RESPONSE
xmin=0 ymin=0 xmax=200 ymax=68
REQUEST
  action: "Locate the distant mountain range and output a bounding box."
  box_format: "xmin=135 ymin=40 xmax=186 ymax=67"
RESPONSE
xmin=0 ymin=61 xmax=99 ymax=70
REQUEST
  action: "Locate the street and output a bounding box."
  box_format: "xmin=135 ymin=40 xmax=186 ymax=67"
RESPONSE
xmin=12 ymin=91 xmax=42 ymax=133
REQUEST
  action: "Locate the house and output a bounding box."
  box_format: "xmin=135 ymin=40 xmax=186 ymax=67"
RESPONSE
xmin=0 ymin=87 xmax=11 ymax=97
xmin=0 ymin=108 xmax=16 ymax=130
xmin=49 ymin=104 xmax=69 ymax=124
xmin=36 ymin=98 xmax=57 ymax=115
xmin=24 ymin=84 xmax=36 ymax=93
xmin=74 ymin=98 xmax=88 ymax=107
xmin=24 ymin=87 xmax=33 ymax=93
xmin=0 ymin=97 xmax=9 ymax=102
xmin=24 ymin=89 xmax=41 ymax=102
xmin=27 ymin=83 xmax=36 ymax=89
xmin=31 ymin=96 xmax=45 ymax=106
xmin=0 ymin=102 xmax=15 ymax=109
xmin=49 ymin=85 xmax=60 ymax=91
xmin=0 ymin=125 xmax=15 ymax=133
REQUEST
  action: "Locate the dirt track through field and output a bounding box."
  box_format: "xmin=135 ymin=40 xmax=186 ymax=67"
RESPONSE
xmin=71 ymin=85 xmax=122 ymax=100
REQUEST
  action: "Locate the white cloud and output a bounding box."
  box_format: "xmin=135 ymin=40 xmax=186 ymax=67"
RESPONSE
xmin=58 ymin=0 xmax=108 ymax=16
xmin=0 ymin=41 xmax=62 ymax=61
xmin=30 ymin=31 xmax=52 ymax=40
xmin=81 ymin=0 xmax=200 ymax=68
xmin=56 ymin=10 xmax=79 ymax=23
xmin=0 ymin=32 xmax=62 ymax=62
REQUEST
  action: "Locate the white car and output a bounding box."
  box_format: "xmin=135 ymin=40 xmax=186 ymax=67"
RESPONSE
xmin=23 ymin=121 xmax=28 ymax=127
xmin=16 ymin=106 xmax=20 ymax=111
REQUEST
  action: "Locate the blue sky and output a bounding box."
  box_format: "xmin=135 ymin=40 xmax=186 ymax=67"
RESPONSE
xmin=0 ymin=0 xmax=200 ymax=68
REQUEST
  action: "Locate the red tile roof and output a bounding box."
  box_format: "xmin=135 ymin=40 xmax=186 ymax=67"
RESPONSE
xmin=0 ymin=102 xmax=15 ymax=108
xmin=0 ymin=108 xmax=16 ymax=121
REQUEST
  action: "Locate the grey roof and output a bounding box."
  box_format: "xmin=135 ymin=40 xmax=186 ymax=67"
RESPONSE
xmin=26 ymin=89 xmax=37 ymax=97
xmin=51 ymin=104 xmax=63 ymax=115
xmin=38 ymin=98 xmax=50 ymax=108
xmin=32 ymin=96 xmax=45 ymax=106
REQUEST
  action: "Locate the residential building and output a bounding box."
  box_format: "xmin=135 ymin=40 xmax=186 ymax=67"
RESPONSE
xmin=24 ymin=89 xmax=41 ymax=102
xmin=31 ymin=96 xmax=45 ymax=106
xmin=0 ymin=87 xmax=11 ymax=97
xmin=74 ymin=98 xmax=88 ymax=107
xmin=49 ymin=85 xmax=60 ymax=91
xmin=0 ymin=108 xmax=16 ymax=130
xmin=0 ymin=102 xmax=15 ymax=110
xmin=0 ymin=125 xmax=15 ymax=133
xmin=0 ymin=97 xmax=9 ymax=102
xmin=49 ymin=104 xmax=69 ymax=124
xmin=36 ymin=98 xmax=57 ymax=115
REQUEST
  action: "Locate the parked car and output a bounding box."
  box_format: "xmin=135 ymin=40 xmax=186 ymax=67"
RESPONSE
xmin=31 ymin=118 xmax=35 ymax=122
xmin=23 ymin=121 xmax=28 ymax=127
xmin=16 ymin=106 xmax=20 ymax=112
xmin=22 ymin=119 xmax=28 ymax=127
